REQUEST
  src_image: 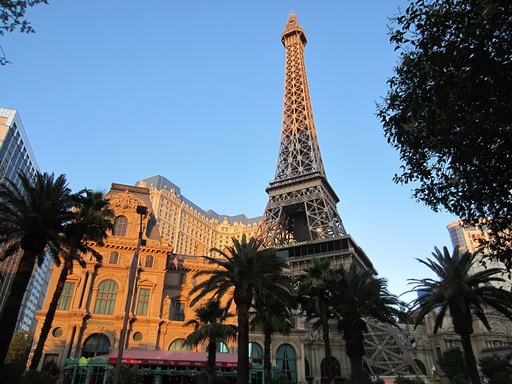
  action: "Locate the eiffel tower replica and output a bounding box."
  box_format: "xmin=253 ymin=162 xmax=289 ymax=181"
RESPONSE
xmin=258 ymin=13 xmax=374 ymax=274
xmin=258 ymin=13 xmax=423 ymax=378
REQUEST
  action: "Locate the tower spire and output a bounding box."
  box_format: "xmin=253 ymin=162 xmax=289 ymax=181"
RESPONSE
xmin=258 ymin=14 xmax=346 ymax=247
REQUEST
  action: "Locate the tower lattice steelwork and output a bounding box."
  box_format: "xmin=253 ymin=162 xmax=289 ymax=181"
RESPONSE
xmin=257 ymin=14 xmax=424 ymax=379
xmin=259 ymin=13 xmax=346 ymax=248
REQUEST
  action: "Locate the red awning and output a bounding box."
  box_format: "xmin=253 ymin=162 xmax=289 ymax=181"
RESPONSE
xmin=108 ymin=349 xmax=238 ymax=368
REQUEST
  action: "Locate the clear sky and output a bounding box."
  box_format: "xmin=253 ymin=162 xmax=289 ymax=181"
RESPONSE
xmin=1 ymin=1 xmax=457 ymax=300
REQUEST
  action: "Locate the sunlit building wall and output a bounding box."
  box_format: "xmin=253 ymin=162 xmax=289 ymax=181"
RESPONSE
xmin=447 ymin=221 xmax=511 ymax=290
xmin=137 ymin=175 xmax=261 ymax=256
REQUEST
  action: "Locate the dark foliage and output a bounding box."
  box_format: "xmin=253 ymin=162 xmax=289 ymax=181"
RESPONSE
xmin=0 ymin=331 xmax=33 ymax=383
xmin=438 ymin=348 xmax=470 ymax=383
xmin=0 ymin=0 xmax=49 ymax=64
xmin=480 ymin=353 xmax=512 ymax=384
xmin=378 ymin=0 xmax=512 ymax=270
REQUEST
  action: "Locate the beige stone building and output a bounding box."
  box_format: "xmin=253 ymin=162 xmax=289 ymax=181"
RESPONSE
xmin=136 ymin=175 xmax=260 ymax=257
xmin=34 ymin=181 xmax=270 ymax=383
xmin=33 ymin=179 xmax=430 ymax=384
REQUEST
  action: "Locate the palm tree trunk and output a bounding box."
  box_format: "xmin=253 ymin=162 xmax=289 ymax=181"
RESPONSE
xmin=344 ymin=322 xmax=366 ymax=384
xmin=29 ymin=259 xmax=71 ymax=370
xmin=459 ymin=332 xmax=481 ymax=384
xmin=0 ymin=250 xmax=36 ymax=371
xmin=237 ymin=302 xmax=250 ymax=384
xmin=320 ymin=299 xmax=334 ymax=383
xmin=206 ymin=340 xmax=217 ymax=384
xmin=349 ymin=355 xmax=364 ymax=384
xmin=263 ymin=326 xmax=272 ymax=384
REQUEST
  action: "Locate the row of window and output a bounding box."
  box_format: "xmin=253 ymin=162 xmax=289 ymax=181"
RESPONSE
xmin=108 ymin=252 xmax=154 ymax=268
xmin=58 ymin=280 xmax=153 ymax=317
xmin=80 ymin=332 xmax=296 ymax=381
xmin=65 ymin=328 xmax=362 ymax=381
xmin=113 ymin=215 xmax=257 ymax=248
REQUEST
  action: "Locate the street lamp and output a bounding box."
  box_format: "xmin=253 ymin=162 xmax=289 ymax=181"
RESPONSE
xmin=113 ymin=205 xmax=148 ymax=384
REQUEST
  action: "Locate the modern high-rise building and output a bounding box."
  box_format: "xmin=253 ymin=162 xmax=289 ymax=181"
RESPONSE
xmin=411 ymin=222 xmax=512 ymax=366
xmin=448 ymin=221 xmax=512 ymax=290
xmin=0 ymin=107 xmax=51 ymax=332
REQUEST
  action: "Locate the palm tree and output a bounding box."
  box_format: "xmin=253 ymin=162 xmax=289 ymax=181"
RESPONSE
xmin=29 ymin=189 xmax=114 ymax=370
xmin=250 ymin=291 xmax=295 ymax=384
xmin=0 ymin=172 xmax=74 ymax=370
xmin=189 ymin=234 xmax=289 ymax=384
xmin=330 ymin=262 xmax=405 ymax=384
xmin=183 ymin=299 xmax=237 ymax=384
xmin=296 ymin=257 xmax=336 ymax=382
xmin=408 ymin=246 xmax=512 ymax=384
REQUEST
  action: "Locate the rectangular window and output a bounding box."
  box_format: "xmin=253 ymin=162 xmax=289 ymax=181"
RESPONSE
xmin=145 ymin=255 xmax=154 ymax=268
xmin=109 ymin=252 xmax=119 ymax=264
xmin=172 ymin=300 xmax=185 ymax=321
xmin=58 ymin=282 xmax=75 ymax=310
xmin=435 ymin=346 xmax=442 ymax=360
xmin=179 ymin=273 xmax=187 ymax=285
xmin=136 ymin=288 xmax=150 ymax=316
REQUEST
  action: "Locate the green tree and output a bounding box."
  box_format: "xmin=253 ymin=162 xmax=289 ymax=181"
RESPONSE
xmin=438 ymin=348 xmax=470 ymax=383
xmin=296 ymin=258 xmax=336 ymax=382
xmin=250 ymin=288 xmax=295 ymax=384
xmin=183 ymin=299 xmax=237 ymax=384
xmin=18 ymin=370 xmax=54 ymax=384
xmin=408 ymin=246 xmax=512 ymax=384
xmin=330 ymin=263 xmax=405 ymax=384
xmin=377 ymin=0 xmax=512 ymax=269
xmin=189 ymin=234 xmax=289 ymax=384
xmin=0 ymin=172 xmax=74 ymax=370
xmin=2 ymin=330 xmax=33 ymax=383
xmin=0 ymin=0 xmax=49 ymax=65
xmin=479 ymin=353 xmax=512 ymax=384
xmin=105 ymin=364 xmax=140 ymax=384
xmin=29 ymin=189 xmax=114 ymax=370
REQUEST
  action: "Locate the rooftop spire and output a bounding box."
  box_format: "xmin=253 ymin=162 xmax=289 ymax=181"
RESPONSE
xmin=281 ymin=12 xmax=307 ymax=46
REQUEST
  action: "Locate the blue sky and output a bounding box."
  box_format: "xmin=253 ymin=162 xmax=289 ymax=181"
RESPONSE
xmin=1 ymin=1 xmax=457 ymax=300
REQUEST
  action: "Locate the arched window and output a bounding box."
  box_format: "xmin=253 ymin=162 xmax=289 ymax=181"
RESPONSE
xmin=276 ymin=344 xmax=297 ymax=383
xmin=249 ymin=342 xmax=263 ymax=364
xmin=113 ymin=216 xmax=128 ymax=236
xmin=304 ymin=358 xmax=311 ymax=378
xmin=414 ymin=359 xmax=428 ymax=376
xmin=169 ymin=338 xmax=192 ymax=351
xmin=82 ymin=333 xmax=110 ymax=358
xmin=216 ymin=341 xmax=229 ymax=353
xmin=320 ymin=356 xmax=341 ymax=378
xmin=93 ymin=280 xmax=118 ymax=315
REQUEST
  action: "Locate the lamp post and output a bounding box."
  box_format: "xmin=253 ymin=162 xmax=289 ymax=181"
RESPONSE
xmin=113 ymin=205 xmax=148 ymax=384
